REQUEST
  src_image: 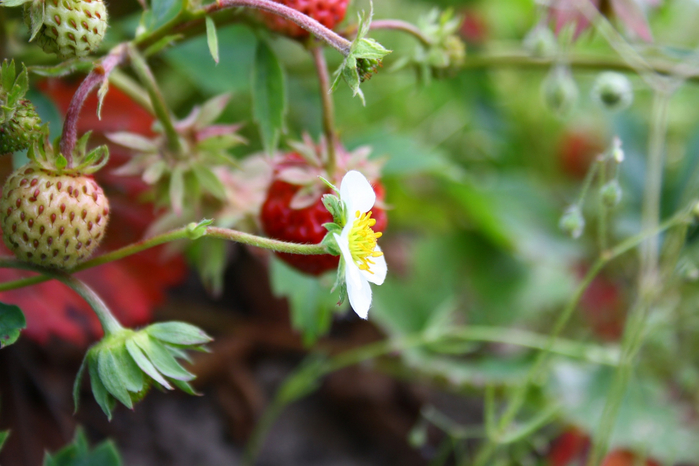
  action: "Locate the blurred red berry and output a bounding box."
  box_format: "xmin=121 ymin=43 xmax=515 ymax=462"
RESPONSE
xmin=260 ymin=153 xmax=387 ymax=276
xmin=262 ymin=0 xmax=349 ymax=38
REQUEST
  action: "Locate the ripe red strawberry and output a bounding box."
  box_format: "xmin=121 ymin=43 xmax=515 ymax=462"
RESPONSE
xmin=262 ymin=0 xmax=350 ymax=38
xmin=0 ymin=162 xmax=110 ymax=269
xmin=261 ymin=152 xmax=387 ymax=276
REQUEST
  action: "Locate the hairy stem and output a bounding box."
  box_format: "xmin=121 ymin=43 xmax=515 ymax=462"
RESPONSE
xmin=205 ymin=0 xmax=352 ymax=55
xmin=311 ymin=47 xmax=338 ymax=175
xmin=128 ymin=45 xmax=183 ymax=156
xmin=59 ymin=46 xmax=128 ymax=163
xmin=369 ymin=19 xmax=432 ymax=46
xmin=0 ymin=258 xmax=123 ymax=335
xmin=0 ymin=226 xmax=329 ymax=292
xmin=53 ymin=273 xmax=124 ymax=335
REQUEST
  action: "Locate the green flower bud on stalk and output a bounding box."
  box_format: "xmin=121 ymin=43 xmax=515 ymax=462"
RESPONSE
xmin=559 ymin=205 xmax=585 ymax=239
xmin=543 ymin=66 xmax=578 ymax=117
xmin=592 ymin=72 xmax=633 ymax=112
xmin=523 ymin=26 xmax=557 ymax=58
xmin=74 ymin=322 xmax=212 ymax=419
xmin=600 ymin=179 xmax=622 ymax=207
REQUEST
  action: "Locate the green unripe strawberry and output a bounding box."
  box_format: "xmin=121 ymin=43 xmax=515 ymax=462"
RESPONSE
xmin=0 ymin=100 xmax=42 ymax=154
xmin=0 ymin=60 xmax=44 ymax=153
xmin=16 ymin=0 xmax=108 ymax=59
xmin=0 ymin=162 xmax=110 ymax=269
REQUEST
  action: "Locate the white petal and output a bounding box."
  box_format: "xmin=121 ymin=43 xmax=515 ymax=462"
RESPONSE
xmin=361 ymin=247 xmax=387 ymax=285
xmin=347 ymin=272 xmax=372 ymax=319
xmin=340 ymin=170 xmax=376 ymax=215
xmin=334 ymin=232 xmax=373 ymax=319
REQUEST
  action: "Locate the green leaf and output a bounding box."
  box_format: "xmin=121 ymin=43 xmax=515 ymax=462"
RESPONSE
xmin=97 ymin=348 xmax=133 ymax=409
xmin=149 ymin=0 xmax=182 ymax=30
xmin=134 ymin=333 xmax=195 ymax=381
xmin=205 ymin=16 xmax=219 ymax=64
xmin=87 ymin=351 xmax=115 ymax=420
xmin=270 ymin=257 xmax=339 ymax=346
xmin=0 ymin=302 xmax=26 ymax=348
xmin=252 ymin=40 xmax=287 ymax=156
xmin=0 ymin=431 xmax=9 ymax=451
xmin=42 ymin=428 xmax=122 ymax=466
xmin=125 ymin=339 xmax=172 ymax=389
xmin=147 ymin=322 xmax=212 ymax=346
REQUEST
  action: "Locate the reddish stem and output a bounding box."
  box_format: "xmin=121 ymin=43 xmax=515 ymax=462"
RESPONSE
xmin=59 ymin=48 xmax=127 ymax=165
xmin=205 ymin=0 xmax=352 ymax=54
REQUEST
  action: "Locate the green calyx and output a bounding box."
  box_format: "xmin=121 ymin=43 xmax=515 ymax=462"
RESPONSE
xmin=109 ymin=94 xmax=244 ymax=217
xmin=0 ymin=60 xmax=44 ymax=154
xmin=74 ymin=322 xmax=213 ymax=420
xmin=331 ymin=3 xmax=391 ymax=105
xmin=394 ymin=9 xmax=466 ymax=84
xmin=29 ymin=131 xmax=109 ymax=175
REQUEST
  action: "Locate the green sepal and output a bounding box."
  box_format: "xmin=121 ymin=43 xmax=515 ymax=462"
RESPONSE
xmin=146 ymin=321 xmax=213 ymax=346
xmin=186 ymin=218 xmax=213 ymax=240
xmin=331 ymin=3 xmax=391 ymax=105
xmin=0 ymin=0 xmax=34 ymax=7
xmin=321 ymin=228 xmax=342 ymax=256
xmin=87 ymin=350 xmax=115 ymax=420
xmin=171 ymin=379 xmax=200 ymax=396
xmin=321 ymin=194 xmax=344 ymax=224
xmin=125 ymin=339 xmax=173 ymax=390
xmin=111 ymin=343 xmax=145 ymax=394
xmin=133 ymin=333 xmax=195 ymax=381
xmin=72 ymin=353 xmax=88 ymax=414
xmin=97 ymin=348 xmax=134 ymax=409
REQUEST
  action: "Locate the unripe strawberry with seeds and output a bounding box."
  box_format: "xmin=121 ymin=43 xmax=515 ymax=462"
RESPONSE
xmin=260 ymin=138 xmax=387 ymax=276
xmin=0 ymin=131 xmax=110 ymax=270
xmin=262 ymin=0 xmax=349 ymax=38
xmin=0 ymin=60 xmax=43 ymax=154
xmin=3 ymin=0 xmax=109 ymax=59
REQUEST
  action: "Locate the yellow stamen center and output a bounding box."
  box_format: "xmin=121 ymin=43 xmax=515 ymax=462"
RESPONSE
xmin=348 ymin=210 xmax=383 ymax=273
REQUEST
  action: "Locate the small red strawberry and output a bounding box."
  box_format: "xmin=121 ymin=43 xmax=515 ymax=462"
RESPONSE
xmin=262 ymin=0 xmax=350 ymax=38
xmin=260 ymin=142 xmax=387 ymax=276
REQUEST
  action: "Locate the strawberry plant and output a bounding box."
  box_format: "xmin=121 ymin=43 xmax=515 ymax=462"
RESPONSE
xmin=1 ymin=0 xmax=699 ymax=464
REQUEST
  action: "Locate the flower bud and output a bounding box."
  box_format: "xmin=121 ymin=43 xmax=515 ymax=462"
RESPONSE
xmin=524 ymin=27 xmax=557 ymax=58
xmin=600 ymin=180 xmax=622 ymax=207
xmin=543 ymin=66 xmax=578 ymax=117
xmin=592 ymin=72 xmax=633 ymax=112
xmin=559 ymin=205 xmax=585 ymax=239
xmin=610 ymin=137 xmax=624 ymax=163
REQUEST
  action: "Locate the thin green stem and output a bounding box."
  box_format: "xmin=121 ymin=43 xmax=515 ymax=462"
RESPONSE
xmin=128 ymin=45 xmax=183 ymax=156
xmin=598 ymin=158 xmax=609 ymax=253
xmin=0 ymin=226 xmax=329 ymax=292
xmin=311 ymin=47 xmax=338 ymax=175
xmin=587 ymin=90 xmax=674 ymax=466
xmin=0 ymin=258 xmax=123 ymax=335
xmin=53 ymin=274 xmax=124 ymax=335
xmin=108 ymin=68 xmax=154 ymax=115
xmin=471 ymin=211 xmax=689 ymax=466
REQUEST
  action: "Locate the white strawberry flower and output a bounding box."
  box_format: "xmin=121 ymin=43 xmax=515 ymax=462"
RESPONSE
xmin=333 ymin=170 xmax=387 ymax=319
